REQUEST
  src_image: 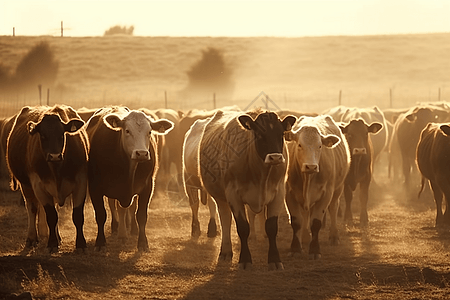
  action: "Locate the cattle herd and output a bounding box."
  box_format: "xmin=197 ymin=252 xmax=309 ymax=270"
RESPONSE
xmin=1 ymin=101 xmax=450 ymax=270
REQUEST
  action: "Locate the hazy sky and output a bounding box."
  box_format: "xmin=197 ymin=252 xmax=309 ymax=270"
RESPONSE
xmin=2 ymin=0 xmax=450 ymax=37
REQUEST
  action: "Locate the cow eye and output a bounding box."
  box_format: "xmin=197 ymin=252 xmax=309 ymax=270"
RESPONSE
xmin=319 ymin=145 xmax=322 ymax=149
xmin=298 ymin=144 xmax=302 ymax=148
xmin=125 ymin=129 xmax=130 ymax=134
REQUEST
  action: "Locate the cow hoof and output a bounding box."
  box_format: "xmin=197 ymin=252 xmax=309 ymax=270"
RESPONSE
xmin=94 ymin=245 xmax=106 ymax=252
xmin=268 ymin=262 xmax=284 ymax=271
xmin=25 ymin=238 xmax=38 ymax=248
xmin=238 ymin=262 xmax=252 ymax=270
xmin=207 ymin=220 xmax=218 ymax=238
xmin=308 ymin=253 xmax=322 ymax=260
xmin=329 ymin=236 xmax=340 ymax=246
xmin=48 ymin=246 xmax=59 ymax=254
xmin=218 ymin=252 xmax=233 ymax=262
xmin=75 ymin=247 xmax=87 ymax=255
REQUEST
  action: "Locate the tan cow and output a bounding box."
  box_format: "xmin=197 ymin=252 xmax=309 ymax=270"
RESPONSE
xmin=285 ymin=115 xmax=350 ymax=259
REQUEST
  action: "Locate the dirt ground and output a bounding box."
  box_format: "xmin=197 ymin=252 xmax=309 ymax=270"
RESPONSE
xmin=1 ymin=164 xmax=450 ymax=300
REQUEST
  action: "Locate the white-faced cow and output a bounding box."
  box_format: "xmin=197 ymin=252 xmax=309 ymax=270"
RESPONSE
xmin=416 ymin=122 xmax=450 ymax=226
xmin=6 ymin=105 xmax=88 ymax=252
xmin=86 ymin=106 xmax=173 ymax=251
xmin=340 ymin=119 xmax=382 ymax=226
xmin=183 ymin=117 xmax=219 ymax=238
xmin=285 ymin=115 xmax=350 ymax=259
xmin=199 ymin=110 xmax=296 ymax=270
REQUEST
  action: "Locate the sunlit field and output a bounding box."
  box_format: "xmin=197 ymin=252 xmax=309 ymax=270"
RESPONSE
xmin=1 ymin=34 xmax=450 ymax=299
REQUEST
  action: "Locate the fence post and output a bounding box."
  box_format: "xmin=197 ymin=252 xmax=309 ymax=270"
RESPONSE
xmin=61 ymin=21 xmax=63 ymax=37
xmin=47 ymin=89 xmax=50 ymax=106
xmin=339 ymin=90 xmax=342 ymax=106
xmin=439 ymin=87 xmax=441 ymax=101
xmin=38 ymin=84 xmax=42 ymax=105
xmin=390 ymin=88 xmax=393 ymax=108
xmin=165 ymin=90 xmax=168 ymax=109
xmin=13 ymin=27 xmax=15 ymax=37
xmin=213 ymin=93 xmax=216 ymax=109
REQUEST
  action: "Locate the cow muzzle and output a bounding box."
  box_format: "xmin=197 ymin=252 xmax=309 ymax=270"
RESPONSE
xmin=264 ymin=153 xmax=285 ymax=165
xmin=47 ymin=153 xmax=63 ymax=162
xmin=131 ymin=150 xmax=150 ymax=161
xmin=301 ymin=163 xmax=319 ymax=174
xmin=352 ymin=148 xmax=367 ymax=155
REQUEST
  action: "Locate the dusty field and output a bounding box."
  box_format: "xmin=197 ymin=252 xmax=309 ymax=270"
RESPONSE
xmin=1 ymin=164 xmax=450 ymax=300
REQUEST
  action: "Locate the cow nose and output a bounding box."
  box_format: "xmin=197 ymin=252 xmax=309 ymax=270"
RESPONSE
xmin=47 ymin=153 xmax=63 ymax=162
xmin=302 ymin=163 xmax=319 ymax=174
xmin=264 ymin=153 xmax=285 ymax=165
xmin=352 ymin=148 xmax=367 ymax=155
xmin=132 ymin=150 xmax=150 ymax=161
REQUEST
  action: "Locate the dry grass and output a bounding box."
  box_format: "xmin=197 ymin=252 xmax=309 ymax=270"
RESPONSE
xmin=1 ymin=34 xmax=450 ymax=115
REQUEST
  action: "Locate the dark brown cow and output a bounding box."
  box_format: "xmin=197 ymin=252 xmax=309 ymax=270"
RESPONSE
xmin=416 ymin=122 xmax=450 ymax=226
xmin=285 ymin=115 xmax=350 ymax=259
xmin=340 ymin=119 xmax=382 ymax=226
xmin=199 ymin=110 xmax=296 ymax=270
xmin=390 ymin=105 xmax=449 ymax=195
xmin=86 ymin=106 xmax=173 ymax=251
xmin=6 ymin=105 xmax=88 ymax=251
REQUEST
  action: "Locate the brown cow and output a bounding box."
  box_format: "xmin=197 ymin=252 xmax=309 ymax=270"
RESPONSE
xmin=416 ymin=122 xmax=450 ymax=226
xmin=86 ymin=106 xmax=173 ymax=251
xmin=390 ymin=105 xmax=449 ymax=196
xmin=285 ymin=115 xmax=350 ymax=259
xmin=6 ymin=105 xmax=88 ymax=251
xmin=340 ymin=119 xmax=382 ymax=226
xmin=199 ymin=110 xmax=296 ymax=270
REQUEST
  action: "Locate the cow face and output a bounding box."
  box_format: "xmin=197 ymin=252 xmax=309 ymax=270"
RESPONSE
xmin=104 ymin=111 xmax=173 ymax=161
xmin=340 ymin=119 xmax=382 ymax=156
xmin=238 ymin=112 xmax=296 ymax=165
xmin=292 ymin=125 xmax=340 ymax=174
xmin=405 ymin=107 xmax=443 ymax=127
xmin=27 ymin=114 xmax=84 ymax=162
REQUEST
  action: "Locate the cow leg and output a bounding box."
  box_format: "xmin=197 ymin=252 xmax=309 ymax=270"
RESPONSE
xmin=285 ymin=190 xmax=303 ymax=253
xmin=359 ymin=176 xmax=371 ymax=227
xmin=43 ymin=203 xmax=59 ymax=252
xmin=206 ymin=195 xmax=218 ymax=238
xmin=108 ymin=197 xmax=119 ymax=234
xmin=266 ymin=196 xmax=285 ymax=270
xmin=429 ymin=180 xmax=444 ymax=227
xmin=129 ymin=200 xmax=138 ymax=236
xmin=91 ymin=192 xmax=107 ymax=251
xmin=187 ymin=186 xmax=201 ymax=238
xmin=247 ymin=206 xmax=256 ymax=241
xmin=309 ymin=218 xmax=322 ymax=260
xmin=136 ymin=187 xmax=152 ymax=251
xmin=72 ymin=177 xmax=87 ymax=250
xmin=233 ymin=205 xmax=252 ymax=270
xmin=117 ymin=202 xmax=128 ymax=241
xmin=343 ymin=184 xmax=354 ymax=225
xmin=21 ymin=185 xmax=39 ymax=248
xmin=328 ymin=187 xmax=342 ymax=245
xmin=37 ymin=202 xmax=49 ymax=242
xmin=216 ymin=200 xmax=233 ymax=262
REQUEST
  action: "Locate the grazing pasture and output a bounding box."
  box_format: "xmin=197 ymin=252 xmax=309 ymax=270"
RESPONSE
xmin=1 ymin=34 xmax=450 ymax=299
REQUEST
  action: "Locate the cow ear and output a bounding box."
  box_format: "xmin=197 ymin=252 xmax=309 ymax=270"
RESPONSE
xmin=27 ymin=121 xmax=39 ymax=135
xmin=440 ymin=124 xmax=450 ymax=136
xmin=339 ymin=123 xmax=349 ymax=134
xmin=405 ymin=113 xmax=416 ymax=123
xmin=368 ymin=122 xmax=383 ymax=134
xmin=321 ymin=134 xmax=341 ymax=148
xmin=238 ymin=115 xmax=254 ymax=130
xmin=104 ymin=114 xmax=123 ymax=131
xmin=281 ymin=115 xmax=296 ymax=132
xmin=65 ymin=119 xmax=85 ymax=133
xmin=151 ymin=119 xmax=174 ymax=135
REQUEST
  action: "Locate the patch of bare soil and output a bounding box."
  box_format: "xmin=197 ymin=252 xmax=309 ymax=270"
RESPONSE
xmin=1 ymin=180 xmax=450 ymax=300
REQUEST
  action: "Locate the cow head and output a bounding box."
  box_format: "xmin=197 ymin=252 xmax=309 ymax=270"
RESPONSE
xmin=340 ymin=119 xmax=382 ymax=156
xmin=27 ymin=114 xmax=84 ymax=162
xmin=103 ymin=110 xmax=173 ymax=161
xmin=238 ymin=112 xmax=296 ymax=165
xmin=404 ymin=107 xmax=447 ymax=126
xmin=290 ymin=120 xmax=341 ymax=174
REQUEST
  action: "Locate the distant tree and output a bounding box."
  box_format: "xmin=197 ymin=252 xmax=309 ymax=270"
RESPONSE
xmin=14 ymin=41 xmax=59 ymax=90
xmin=104 ymin=25 xmax=134 ymax=36
xmin=185 ymin=47 xmax=234 ymax=96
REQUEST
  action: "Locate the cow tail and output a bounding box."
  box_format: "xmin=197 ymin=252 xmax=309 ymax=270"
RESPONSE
xmin=418 ymin=176 xmax=426 ymax=199
xmin=10 ymin=177 xmax=19 ymax=191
